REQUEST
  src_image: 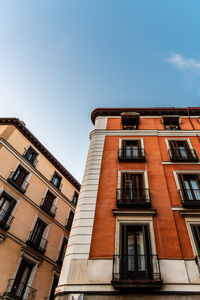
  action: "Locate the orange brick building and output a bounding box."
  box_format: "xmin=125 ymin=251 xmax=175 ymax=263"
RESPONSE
xmin=56 ymin=107 xmax=200 ymax=300
xmin=0 ymin=118 xmax=80 ymax=300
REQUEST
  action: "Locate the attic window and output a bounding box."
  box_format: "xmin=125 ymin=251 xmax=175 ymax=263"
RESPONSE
xmin=121 ymin=112 xmax=140 ymax=130
xmin=162 ymin=115 xmax=180 ymax=130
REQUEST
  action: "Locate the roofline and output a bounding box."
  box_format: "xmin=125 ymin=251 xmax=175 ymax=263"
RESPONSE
xmin=91 ymin=107 xmax=200 ymax=124
xmin=0 ymin=118 xmax=80 ymax=191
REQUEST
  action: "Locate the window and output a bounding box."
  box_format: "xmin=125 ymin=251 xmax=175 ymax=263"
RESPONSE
xmin=51 ymin=172 xmax=62 ymax=190
xmin=72 ymin=191 xmax=79 ymax=205
xmin=48 ymin=276 xmax=59 ymax=300
xmin=117 ymin=173 xmax=151 ymax=207
xmin=121 ymin=112 xmax=140 ymax=130
xmin=8 ymin=165 xmax=29 ymax=193
xmin=162 ymin=116 xmax=180 ymax=130
xmin=119 ymin=140 xmax=145 ymax=162
xmin=26 ymin=218 xmax=48 ymax=254
xmin=0 ymin=192 xmax=16 ymax=230
xmin=23 ymin=146 xmax=38 ymax=167
xmin=66 ymin=211 xmax=74 ymax=231
xmin=57 ymin=237 xmax=68 ymax=266
xmin=40 ymin=191 xmax=57 ymax=217
xmin=5 ymin=259 xmax=36 ymax=300
xmin=168 ymin=140 xmax=198 ymax=162
xmin=112 ymin=223 xmax=162 ymax=288
xmin=179 ymin=174 xmax=200 ymax=206
xmin=191 ymin=224 xmax=200 ymax=255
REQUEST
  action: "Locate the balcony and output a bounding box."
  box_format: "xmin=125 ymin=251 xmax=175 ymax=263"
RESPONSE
xmin=168 ymin=148 xmax=198 ymax=162
xmin=179 ymin=189 xmax=200 ymax=207
xmin=26 ymin=231 xmax=48 ymax=254
xmin=116 ymin=188 xmax=151 ymax=208
xmin=111 ymin=255 xmax=162 ymax=290
xmin=4 ymin=278 xmax=37 ymax=300
xmin=8 ymin=171 xmax=29 ymax=194
xmin=118 ymin=148 xmax=145 ymax=162
xmin=40 ymin=198 xmax=57 ymax=218
xmin=0 ymin=209 xmax=14 ymax=230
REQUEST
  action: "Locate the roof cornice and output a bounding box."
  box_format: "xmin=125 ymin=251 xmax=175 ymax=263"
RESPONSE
xmin=91 ymin=107 xmax=200 ymax=124
xmin=0 ymin=118 xmax=80 ymax=190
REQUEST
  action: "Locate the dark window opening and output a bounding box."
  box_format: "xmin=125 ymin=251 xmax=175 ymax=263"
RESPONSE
xmin=40 ymin=191 xmax=57 ymax=217
xmin=121 ymin=112 xmax=140 ymax=130
xmin=0 ymin=192 xmax=16 ymax=230
xmin=116 ymin=173 xmax=151 ymax=207
xmin=49 ymin=276 xmax=59 ymax=300
xmin=169 ymin=140 xmax=198 ymax=162
xmin=8 ymin=165 xmax=29 ymax=193
xmin=119 ymin=140 xmax=145 ymax=162
xmin=66 ymin=211 xmax=74 ymax=231
xmin=4 ymin=259 xmax=37 ymax=300
xmin=163 ymin=116 xmax=180 ymax=130
xmin=26 ymin=218 xmax=48 ymax=254
xmin=72 ymin=191 xmax=79 ymax=206
xmin=51 ymin=172 xmax=62 ymax=190
xmin=57 ymin=237 xmax=68 ymax=266
xmin=23 ymin=146 xmax=38 ymax=167
xmin=179 ymin=174 xmax=200 ymax=206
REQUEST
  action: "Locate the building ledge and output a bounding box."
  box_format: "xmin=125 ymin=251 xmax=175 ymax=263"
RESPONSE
xmin=179 ymin=210 xmax=200 ymax=217
xmin=112 ymin=209 xmax=157 ymax=216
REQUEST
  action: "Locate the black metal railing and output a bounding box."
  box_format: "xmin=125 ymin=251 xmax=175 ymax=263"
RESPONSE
xmin=168 ymin=148 xmax=198 ymax=162
xmin=26 ymin=231 xmax=48 ymax=254
xmin=23 ymin=148 xmax=38 ymax=167
xmin=40 ymin=198 xmax=57 ymax=218
xmin=0 ymin=209 xmax=14 ymax=230
xmin=8 ymin=171 xmax=29 ymax=193
xmin=112 ymin=254 xmax=162 ymax=282
xmin=179 ymin=189 xmax=200 ymax=207
xmin=118 ymin=148 xmax=146 ymax=162
xmin=116 ymin=188 xmax=151 ymax=208
xmin=4 ymin=278 xmax=37 ymax=300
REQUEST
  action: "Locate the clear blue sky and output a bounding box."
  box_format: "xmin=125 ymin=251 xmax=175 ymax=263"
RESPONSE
xmin=1 ymin=0 xmax=200 ymax=182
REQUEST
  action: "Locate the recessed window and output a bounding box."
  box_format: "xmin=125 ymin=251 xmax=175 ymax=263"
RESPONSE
xmin=8 ymin=165 xmax=29 ymax=193
xmin=48 ymin=275 xmax=59 ymax=300
xmin=119 ymin=140 xmax=145 ymax=162
xmin=57 ymin=237 xmax=68 ymax=266
xmin=40 ymin=191 xmax=57 ymax=218
xmin=179 ymin=174 xmax=200 ymax=207
xmin=112 ymin=224 xmax=162 ymax=288
xmin=162 ymin=116 xmax=180 ymax=130
xmin=72 ymin=191 xmax=79 ymax=206
xmin=5 ymin=259 xmax=36 ymax=299
xmin=121 ymin=112 xmax=140 ymax=130
xmin=117 ymin=173 xmax=151 ymax=208
xmin=51 ymin=172 xmax=62 ymax=190
xmin=168 ymin=140 xmax=198 ymax=162
xmin=0 ymin=192 xmax=16 ymax=230
xmin=26 ymin=218 xmax=48 ymax=254
xmin=66 ymin=210 xmax=74 ymax=231
xmin=23 ymin=146 xmax=38 ymax=167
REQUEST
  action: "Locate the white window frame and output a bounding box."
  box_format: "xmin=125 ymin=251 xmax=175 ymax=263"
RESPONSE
xmin=165 ymin=138 xmax=193 ymax=152
xmin=117 ymin=169 xmax=149 ymax=189
xmin=185 ymin=217 xmax=200 ymax=256
xmin=119 ymin=137 xmax=144 ymax=149
xmin=173 ymin=170 xmax=200 ymax=191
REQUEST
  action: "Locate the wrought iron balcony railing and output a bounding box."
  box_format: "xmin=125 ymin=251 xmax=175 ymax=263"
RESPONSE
xmin=23 ymin=148 xmax=38 ymax=167
xmin=179 ymin=189 xmax=200 ymax=207
xmin=168 ymin=148 xmax=198 ymax=162
xmin=112 ymin=254 xmax=162 ymax=289
xmin=4 ymin=278 xmax=37 ymax=300
xmin=0 ymin=209 xmax=14 ymax=230
xmin=26 ymin=231 xmax=48 ymax=254
xmin=40 ymin=198 xmax=57 ymax=218
xmin=116 ymin=188 xmax=151 ymax=208
xmin=8 ymin=171 xmax=29 ymax=194
xmin=118 ymin=148 xmax=146 ymax=162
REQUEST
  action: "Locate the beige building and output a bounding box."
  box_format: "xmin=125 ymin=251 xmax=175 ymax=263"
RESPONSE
xmin=0 ymin=118 xmax=80 ymax=300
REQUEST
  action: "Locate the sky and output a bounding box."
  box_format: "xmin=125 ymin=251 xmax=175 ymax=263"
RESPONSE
xmin=1 ymin=0 xmax=200 ymax=183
